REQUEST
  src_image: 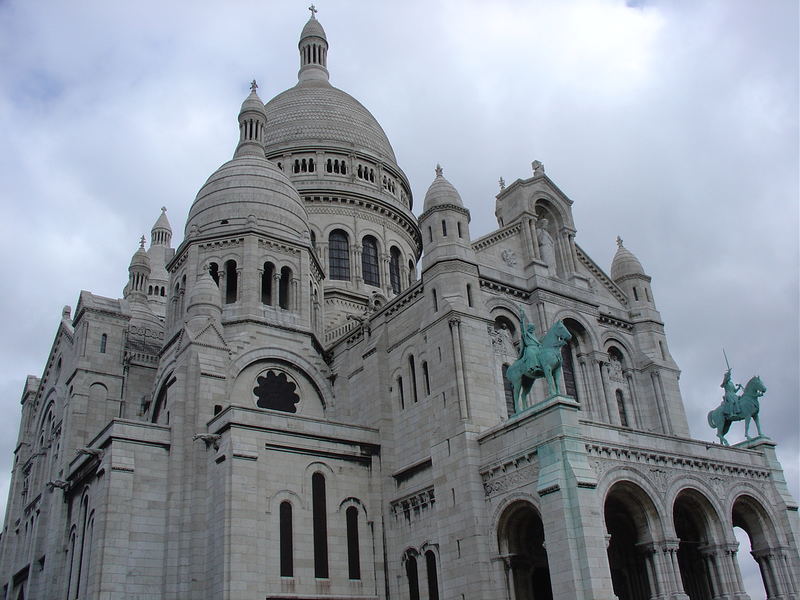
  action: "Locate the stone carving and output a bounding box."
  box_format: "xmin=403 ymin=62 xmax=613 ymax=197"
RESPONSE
xmin=253 ymin=370 xmax=300 ymax=413
xmin=531 ymin=160 xmax=545 ymax=176
xmin=506 ymin=306 xmax=572 ymax=410
xmin=536 ymin=218 xmax=557 ymax=268
xmin=501 ymin=249 xmax=517 ymax=267
xmin=608 ymin=355 xmax=624 ymax=383
xmin=488 ymin=324 xmax=515 ymax=357
xmin=707 ymin=372 xmax=767 ymax=445
xmin=648 ymin=468 xmax=669 ymax=493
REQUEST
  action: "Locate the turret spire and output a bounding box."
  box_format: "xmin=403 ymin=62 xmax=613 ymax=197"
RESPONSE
xmin=298 ymin=8 xmax=329 ymax=83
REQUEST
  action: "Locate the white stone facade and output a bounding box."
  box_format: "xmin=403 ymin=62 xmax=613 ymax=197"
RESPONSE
xmin=0 ymin=12 xmax=798 ymax=600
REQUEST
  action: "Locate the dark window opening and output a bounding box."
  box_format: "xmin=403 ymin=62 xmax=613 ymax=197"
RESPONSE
xmin=616 ymin=389 xmax=629 ymax=427
xmin=432 ymin=289 xmax=438 ymax=312
xmin=99 ymin=334 xmax=107 ymax=354
xmin=280 ymin=501 xmax=293 ymax=577
xmin=362 ymin=236 xmax=380 ymax=287
xmin=441 ymin=220 xmax=447 ymax=236
xmin=633 ymin=286 xmax=639 ymax=301
xmin=389 ymin=247 xmax=401 ymax=294
xmin=425 ymin=551 xmax=440 ymax=600
xmin=457 ymin=221 xmax=462 ymax=238
xmin=398 ymin=377 xmax=405 ymax=409
xmin=279 ymin=267 xmax=291 ymax=309
xmin=261 ymin=262 xmax=274 ymax=305
xmin=406 ymin=556 xmax=420 ymax=600
xmin=224 ymin=260 xmax=237 ymax=304
xmin=346 ymin=506 xmax=360 ymax=580
xmin=422 ymin=361 xmax=431 ymax=396
xmin=466 ymin=283 xmax=473 ymax=307
xmin=329 ymin=230 xmax=351 ymax=281
xmin=409 ymin=356 xmax=418 ymax=403
xmin=312 ymin=473 xmax=328 ymax=578
xmin=253 ymin=370 xmax=299 ymax=413
xmin=561 ymin=343 xmax=578 ymax=400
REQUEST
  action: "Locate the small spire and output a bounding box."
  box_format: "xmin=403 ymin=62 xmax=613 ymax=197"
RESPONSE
xmin=499 ymin=177 xmax=505 ymax=190
xmin=250 ymin=79 xmax=258 ymax=92
xmin=309 ymin=4 xmax=317 ymax=18
xmin=435 ymin=164 xmax=443 ymax=177
xmin=139 ymin=235 xmax=146 ymax=249
xmin=616 ymin=236 xmax=624 ymax=248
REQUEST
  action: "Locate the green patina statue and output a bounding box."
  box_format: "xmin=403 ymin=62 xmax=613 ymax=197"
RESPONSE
xmin=708 ymin=368 xmax=767 ymax=445
xmin=506 ymin=305 xmax=572 ymax=412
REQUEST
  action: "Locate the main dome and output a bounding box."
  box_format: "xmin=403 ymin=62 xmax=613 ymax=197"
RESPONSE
xmin=263 ymin=80 xmax=398 ymax=163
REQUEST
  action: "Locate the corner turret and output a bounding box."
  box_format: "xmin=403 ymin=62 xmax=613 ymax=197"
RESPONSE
xmin=419 ymin=165 xmax=474 ymax=271
xmin=124 ymin=236 xmax=151 ymax=302
xmin=610 ymin=237 xmax=656 ymax=309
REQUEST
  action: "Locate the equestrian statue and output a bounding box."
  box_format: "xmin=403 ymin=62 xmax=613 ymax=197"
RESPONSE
xmin=707 ymin=364 xmax=767 ymax=446
xmin=505 ymin=305 xmax=572 ymax=413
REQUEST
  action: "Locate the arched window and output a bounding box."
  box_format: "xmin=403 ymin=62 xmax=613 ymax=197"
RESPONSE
xmin=326 ymin=158 xmax=332 ymax=173
xmin=346 ymin=506 xmax=360 ymax=580
xmin=457 ymin=221 xmax=463 ymax=238
xmin=361 ymin=236 xmax=380 ymax=287
xmin=397 ymin=376 xmax=405 ymax=410
xmin=408 ymin=259 xmax=415 ymax=285
xmin=328 ymin=230 xmax=350 ymax=281
xmin=616 ymin=389 xmax=629 ymax=427
xmin=309 ymin=158 xmax=315 ymax=172
xmin=99 ymin=334 xmax=107 ymax=354
xmin=422 ymin=361 xmax=431 ymax=396
xmin=310 ymin=230 xmax=316 ymax=249
xmin=279 ymin=501 xmax=293 ymax=577
xmin=409 ymin=356 xmax=418 ymax=403
xmin=209 ymin=262 xmax=220 ymax=285
xmin=425 ymin=551 xmax=440 ymax=600
xmin=261 ymin=262 xmax=274 ymax=305
xmin=441 ymin=220 xmax=447 ymax=236
xmin=633 ymin=286 xmax=639 ymax=301
xmin=279 ymin=267 xmax=291 ymax=309
xmin=224 ymin=260 xmax=237 ymax=304
xmin=389 ymin=247 xmax=401 ymax=294
xmin=340 ymin=161 xmax=346 ymax=175
xmin=312 ymin=473 xmax=328 ymax=578
xmin=406 ymin=555 xmax=420 ymax=600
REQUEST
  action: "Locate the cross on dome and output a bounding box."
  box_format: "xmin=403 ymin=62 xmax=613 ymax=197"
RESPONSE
xmin=250 ymin=79 xmax=258 ymax=92
xmin=435 ymin=164 xmax=443 ymax=177
xmin=616 ymin=236 xmax=624 ymax=247
xmin=139 ymin=235 xmax=146 ymax=249
xmin=308 ymin=4 xmax=317 ymax=18
xmin=160 ymin=206 xmax=167 ymax=214
xmin=499 ymin=177 xmax=506 ymax=190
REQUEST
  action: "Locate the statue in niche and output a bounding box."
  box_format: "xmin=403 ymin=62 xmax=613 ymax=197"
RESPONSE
xmin=531 ymin=160 xmax=545 ymax=177
xmin=253 ymin=370 xmax=300 ymax=413
xmin=707 ymin=369 xmax=767 ymax=445
xmin=536 ymin=218 xmax=557 ymax=268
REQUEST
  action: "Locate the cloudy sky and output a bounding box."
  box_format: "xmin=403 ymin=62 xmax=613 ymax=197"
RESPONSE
xmin=1 ymin=0 xmax=797 ymax=594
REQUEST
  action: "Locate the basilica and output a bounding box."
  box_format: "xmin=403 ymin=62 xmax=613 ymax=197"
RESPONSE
xmin=0 ymin=11 xmax=797 ymax=600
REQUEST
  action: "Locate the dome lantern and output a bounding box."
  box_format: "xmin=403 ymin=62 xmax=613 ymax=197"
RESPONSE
xmin=235 ymin=80 xmax=268 ymax=158
xmin=298 ymin=5 xmax=329 ymax=83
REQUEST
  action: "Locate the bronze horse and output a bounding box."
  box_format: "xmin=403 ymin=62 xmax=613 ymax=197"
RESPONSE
xmin=506 ymin=321 xmax=572 ymax=412
xmin=707 ymin=375 xmax=767 ymax=445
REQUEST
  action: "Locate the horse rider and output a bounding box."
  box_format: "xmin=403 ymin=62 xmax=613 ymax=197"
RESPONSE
xmin=721 ymin=368 xmax=742 ymax=418
xmin=518 ymin=305 xmax=542 ymax=367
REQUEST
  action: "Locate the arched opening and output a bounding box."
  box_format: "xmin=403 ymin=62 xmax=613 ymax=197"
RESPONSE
xmin=422 ymin=361 xmax=431 ymax=396
xmin=346 ymin=506 xmax=360 ymax=580
xmin=425 ymin=550 xmax=440 ymax=600
xmin=328 ymin=230 xmax=350 ymax=281
xmin=497 ymin=501 xmax=552 ymax=600
xmin=405 ymin=553 xmax=421 ymax=600
xmin=389 ymin=246 xmax=402 ymax=294
xmin=361 ymin=236 xmax=380 ymax=287
xmin=604 ymin=482 xmax=659 ymax=600
xmin=279 ymin=267 xmax=291 ymax=309
xmin=312 ymin=473 xmax=328 ymax=578
xmin=732 ymin=495 xmax=781 ymax=598
xmin=673 ymin=490 xmax=718 ymax=599
xmin=224 ymin=260 xmax=237 ymax=304
xmin=408 ymin=355 xmax=418 ymax=403
xmin=261 ymin=262 xmax=274 ymax=305
xmin=560 ymin=319 xmax=589 ymax=402
xmin=279 ymin=501 xmax=293 ymax=577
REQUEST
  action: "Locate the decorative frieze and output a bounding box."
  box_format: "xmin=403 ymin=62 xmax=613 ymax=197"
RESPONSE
xmin=390 ymin=487 xmax=436 ymax=524
xmin=480 ymin=450 xmax=538 ymax=498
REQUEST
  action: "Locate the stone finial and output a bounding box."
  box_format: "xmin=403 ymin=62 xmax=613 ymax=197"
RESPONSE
xmin=250 ymin=79 xmax=258 ymax=92
xmin=62 ymin=305 xmax=71 ymax=320
xmin=435 ymin=164 xmax=443 ymax=177
xmin=139 ymin=235 xmax=146 ymax=249
xmin=308 ymin=3 xmax=317 ymax=17
xmin=532 ymin=160 xmax=545 ymax=177
xmin=161 ymin=206 xmax=167 ymax=214
xmin=499 ymin=177 xmax=505 ymax=190
xmin=616 ymin=236 xmax=623 ymax=248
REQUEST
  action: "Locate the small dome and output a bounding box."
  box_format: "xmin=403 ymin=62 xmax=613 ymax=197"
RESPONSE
xmin=610 ymin=237 xmax=646 ymax=281
xmin=300 ymin=15 xmax=327 ymax=41
xmin=240 ymin=84 xmax=267 ymax=117
xmin=129 ymin=238 xmax=151 ymax=271
xmin=152 ymin=207 xmax=171 ymax=234
xmin=185 ymin=154 xmax=308 ymax=241
xmin=187 ymin=268 xmax=222 ymax=319
xmin=423 ymin=165 xmax=463 ymax=212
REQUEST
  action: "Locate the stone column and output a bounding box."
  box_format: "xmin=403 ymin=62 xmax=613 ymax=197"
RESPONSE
xmin=753 ymin=549 xmax=789 ymax=599
xmin=272 ymin=272 xmax=280 ymax=307
xmin=624 ymin=370 xmax=642 ymax=429
xmin=256 ymin=266 xmax=264 ymax=305
xmin=449 ymin=318 xmax=469 ymax=420
xmin=291 ymin=277 xmax=299 ymax=314
xmin=600 ymin=361 xmax=621 ymax=425
xmin=353 ymin=243 xmax=363 ymax=284
xmin=594 ymin=360 xmax=611 ymax=422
